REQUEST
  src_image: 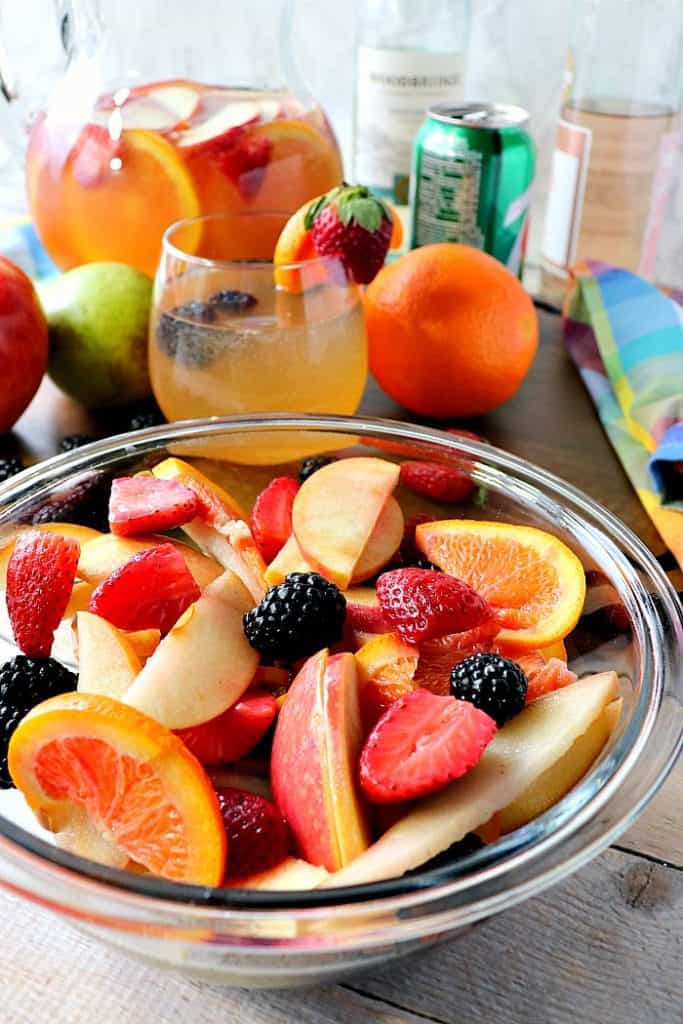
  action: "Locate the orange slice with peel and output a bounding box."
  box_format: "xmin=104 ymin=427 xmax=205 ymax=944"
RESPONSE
xmin=416 ymin=521 xmax=586 ymax=650
xmin=9 ymin=692 xmax=226 ymax=886
xmin=62 ymin=129 xmax=201 ymax=277
xmin=355 ymin=631 xmax=418 ymax=730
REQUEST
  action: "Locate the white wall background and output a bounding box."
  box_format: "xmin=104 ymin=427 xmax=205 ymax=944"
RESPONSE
xmin=1 ymin=0 xmax=682 ymax=282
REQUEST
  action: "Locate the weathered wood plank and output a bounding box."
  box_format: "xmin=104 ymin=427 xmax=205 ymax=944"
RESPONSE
xmin=618 ymin=762 xmax=683 ymax=868
xmin=0 ymin=847 xmax=679 ymax=1024
xmin=350 ymin=847 xmax=682 ymax=1024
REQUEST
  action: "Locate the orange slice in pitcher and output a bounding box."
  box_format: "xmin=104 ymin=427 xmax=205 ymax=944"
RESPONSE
xmin=62 ymin=129 xmax=201 ymax=276
xmin=8 ymin=692 xmax=226 ymax=886
xmin=416 ymin=521 xmax=586 ymax=650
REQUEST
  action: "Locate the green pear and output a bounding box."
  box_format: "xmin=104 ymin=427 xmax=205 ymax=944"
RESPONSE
xmin=40 ymin=262 xmax=152 ymax=408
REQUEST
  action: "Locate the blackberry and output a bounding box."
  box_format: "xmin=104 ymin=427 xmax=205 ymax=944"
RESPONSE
xmin=450 ymin=652 xmax=527 ymax=727
xmin=208 ymin=289 xmax=257 ymax=312
xmin=59 ymin=433 xmax=95 ymax=453
xmin=0 ymin=457 xmax=24 ymax=483
xmin=0 ymin=656 xmax=77 ymax=788
xmin=128 ymin=404 xmax=166 ymax=431
xmin=409 ymin=833 xmax=484 ymax=875
xmin=299 ymin=455 xmax=336 ymax=484
xmin=156 ymin=301 xmax=219 ymax=369
xmin=26 ymin=471 xmax=111 ymax=532
xmin=243 ymin=572 xmax=346 ymax=661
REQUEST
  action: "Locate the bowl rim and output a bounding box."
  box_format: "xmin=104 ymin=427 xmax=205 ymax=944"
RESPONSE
xmin=0 ymin=412 xmax=680 ymax=924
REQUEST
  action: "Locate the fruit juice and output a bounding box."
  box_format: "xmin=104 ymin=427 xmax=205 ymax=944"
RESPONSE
xmin=25 ymin=82 xmax=344 ymax=277
xmin=149 ymin=266 xmax=368 ymax=463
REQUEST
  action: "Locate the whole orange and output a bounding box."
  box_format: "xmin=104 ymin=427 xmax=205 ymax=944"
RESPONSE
xmin=365 ymin=243 xmax=538 ymax=417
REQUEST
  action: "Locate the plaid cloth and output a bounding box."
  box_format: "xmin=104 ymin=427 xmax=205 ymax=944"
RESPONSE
xmin=564 ymin=260 xmax=683 ymax=571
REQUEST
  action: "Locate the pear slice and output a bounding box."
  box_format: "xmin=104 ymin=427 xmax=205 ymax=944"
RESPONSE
xmin=499 ymin=697 xmax=622 ymax=833
xmin=75 ymin=612 xmax=142 ymax=699
xmin=123 ymin=570 xmax=258 ymax=729
xmin=318 ymin=671 xmax=618 ymax=888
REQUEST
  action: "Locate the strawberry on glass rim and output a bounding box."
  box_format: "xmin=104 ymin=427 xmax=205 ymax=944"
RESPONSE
xmin=274 ymin=182 xmax=403 ymax=291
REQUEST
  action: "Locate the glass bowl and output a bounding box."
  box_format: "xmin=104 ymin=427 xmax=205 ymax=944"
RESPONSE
xmin=0 ymin=414 xmax=680 ymax=988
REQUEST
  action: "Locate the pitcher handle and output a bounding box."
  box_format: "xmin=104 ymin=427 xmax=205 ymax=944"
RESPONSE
xmin=0 ymin=0 xmax=77 ymax=159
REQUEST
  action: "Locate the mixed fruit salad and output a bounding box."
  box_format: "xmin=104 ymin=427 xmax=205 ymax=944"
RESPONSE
xmin=0 ymin=446 xmax=621 ymax=891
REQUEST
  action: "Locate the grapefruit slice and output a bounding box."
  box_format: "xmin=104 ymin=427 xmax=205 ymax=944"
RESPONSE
xmin=8 ymin=692 xmax=226 ymax=886
xmin=416 ymin=521 xmax=586 ymax=650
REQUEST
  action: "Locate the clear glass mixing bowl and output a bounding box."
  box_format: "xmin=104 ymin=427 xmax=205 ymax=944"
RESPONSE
xmin=0 ymin=414 xmax=680 ymax=988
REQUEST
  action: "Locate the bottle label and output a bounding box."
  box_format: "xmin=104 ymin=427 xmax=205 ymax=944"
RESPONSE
xmin=413 ymin=145 xmax=484 ymax=248
xmin=542 ymin=118 xmax=592 ymax=273
xmin=354 ymin=46 xmax=465 ymax=202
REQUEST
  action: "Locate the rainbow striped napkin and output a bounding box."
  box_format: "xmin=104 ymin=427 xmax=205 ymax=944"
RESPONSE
xmin=564 ymin=260 xmax=683 ymax=571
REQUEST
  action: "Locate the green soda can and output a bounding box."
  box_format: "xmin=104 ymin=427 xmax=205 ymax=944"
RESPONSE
xmin=409 ymin=103 xmax=535 ymax=276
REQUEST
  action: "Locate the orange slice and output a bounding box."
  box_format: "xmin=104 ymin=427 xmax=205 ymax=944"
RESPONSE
xmin=9 ymin=692 xmax=226 ymax=886
xmin=355 ymin=632 xmax=418 ymax=730
xmin=62 ymin=129 xmax=201 ymax=277
xmin=252 ymin=118 xmax=343 ymax=215
xmin=416 ymin=521 xmax=586 ymax=650
xmin=151 ymin=457 xmax=246 ymax=522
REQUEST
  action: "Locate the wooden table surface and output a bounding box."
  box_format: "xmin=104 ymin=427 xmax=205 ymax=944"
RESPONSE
xmin=1 ymin=308 xmax=681 ymax=1023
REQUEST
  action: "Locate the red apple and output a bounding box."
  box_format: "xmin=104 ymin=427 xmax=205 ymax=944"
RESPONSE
xmin=0 ymin=256 xmax=48 ymax=432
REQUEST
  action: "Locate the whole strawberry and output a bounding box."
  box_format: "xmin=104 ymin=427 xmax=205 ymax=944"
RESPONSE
xmin=305 ymin=184 xmax=394 ymax=285
xmin=376 ymin=568 xmax=492 ymax=646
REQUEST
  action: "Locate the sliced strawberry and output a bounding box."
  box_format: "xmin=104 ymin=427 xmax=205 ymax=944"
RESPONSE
xmin=250 ymin=477 xmax=299 ymax=564
xmin=71 ymin=124 xmax=122 ymax=188
xmin=216 ymin=786 xmax=290 ymax=880
xmin=6 ymin=531 xmax=80 ymax=657
xmin=399 ymin=461 xmax=475 ymax=503
xmin=447 ymin=428 xmax=486 ymax=444
xmin=88 ymin=542 xmax=200 ymax=634
xmin=216 ymin=132 xmax=273 ymax=200
xmin=109 ymin=476 xmax=201 ymax=537
xmin=359 ymin=688 xmax=496 ymax=804
xmin=307 ymin=183 xmax=394 ymax=285
xmin=176 ymin=692 xmax=278 ymax=766
xmin=376 ymin=568 xmax=492 ymax=646
xmin=345 ymin=600 xmax=390 ymax=636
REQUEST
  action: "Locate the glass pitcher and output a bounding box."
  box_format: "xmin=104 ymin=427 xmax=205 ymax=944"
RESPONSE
xmin=0 ymin=0 xmax=343 ymax=276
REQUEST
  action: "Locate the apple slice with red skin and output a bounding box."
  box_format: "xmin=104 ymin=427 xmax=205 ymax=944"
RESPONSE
xmin=123 ymin=569 xmax=258 ymax=729
xmin=271 ymin=649 xmax=371 ymax=871
xmin=265 ymin=496 xmax=403 ymax=589
xmin=177 ymin=102 xmax=264 ymax=152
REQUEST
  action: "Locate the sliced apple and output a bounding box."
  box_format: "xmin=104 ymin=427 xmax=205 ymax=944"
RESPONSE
xmin=123 ymin=570 xmax=258 ymax=729
xmin=75 ymin=611 xmax=141 ymax=699
xmin=143 ymin=83 xmax=200 ymax=123
xmin=271 ymin=650 xmax=370 ymax=872
xmin=77 ymin=532 xmax=222 ymax=590
xmin=498 ymin=698 xmax=622 ymax=833
xmin=177 ymin=101 xmax=265 ymax=151
xmin=353 ymin=496 xmax=404 ymax=582
xmin=182 ymin=518 xmax=266 ymax=603
xmin=224 ymin=856 xmax=329 ymax=891
xmin=0 ymin=523 xmax=101 ymax=588
xmin=267 ymin=494 xmax=402 ymax=590
xmin=292 ymin=458 xmax=400 ymax=589
xmin=318 ymin=672 xmax=618 ymax=887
